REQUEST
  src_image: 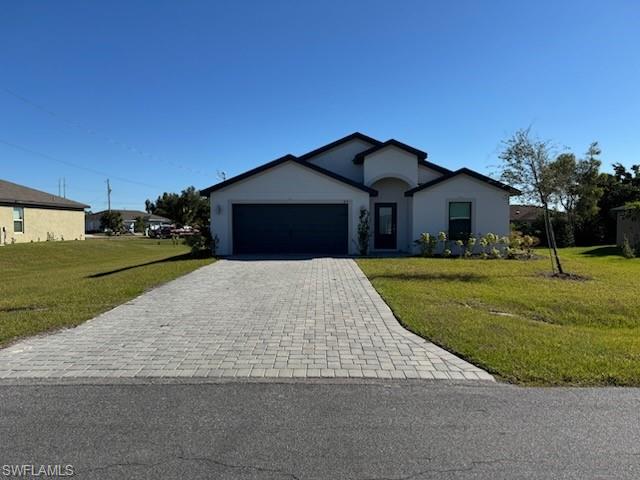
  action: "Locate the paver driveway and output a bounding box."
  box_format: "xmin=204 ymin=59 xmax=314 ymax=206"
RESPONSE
xmin=0 ymin=258 xmax=492 ymax=381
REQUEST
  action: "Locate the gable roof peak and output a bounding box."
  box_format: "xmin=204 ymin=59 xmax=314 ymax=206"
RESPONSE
xmin=298 ymin=132 xmax=382 ymax=161
xmin=353 ymin=138 xmax=428 ymax=164
xmin=200 ymin=153 xmax=378 ymax=196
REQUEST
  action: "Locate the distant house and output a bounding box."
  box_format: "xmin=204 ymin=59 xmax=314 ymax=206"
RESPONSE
xmin=613 ymin=205 xmax=640 ymax=246
xmin=0 ymin=178 xmax=89 ymax=244
xmin=85 ymin=209 xmax=172 ymax=233
xmin=510 ymin=204 xmax=544 ymax=227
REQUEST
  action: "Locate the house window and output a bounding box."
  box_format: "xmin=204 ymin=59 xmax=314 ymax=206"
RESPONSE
xmin=13 ymin=207 xmax=24 ymax=233
xmin=449 ymin=202 xmax=471 ymax=240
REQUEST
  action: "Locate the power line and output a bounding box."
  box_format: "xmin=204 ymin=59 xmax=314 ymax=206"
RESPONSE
xmin=0 ymin=139 xmax=161 ymax=189
xmin=2 ymin=87 xmax=212 ymax=177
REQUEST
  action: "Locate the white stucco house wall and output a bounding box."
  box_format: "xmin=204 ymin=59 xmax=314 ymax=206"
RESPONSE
xmin=201 ymin=133 xmax=519 ymax=256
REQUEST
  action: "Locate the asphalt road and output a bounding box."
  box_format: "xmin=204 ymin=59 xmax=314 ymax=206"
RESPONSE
xmin=1 ymin=380 xmax=639 ymax=479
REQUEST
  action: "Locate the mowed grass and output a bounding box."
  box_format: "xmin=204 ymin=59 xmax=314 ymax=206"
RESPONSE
xmin=357 ymin=247 xmax=640 ymax=386
xmin=0 ymin=237 xmax=214 ymax=347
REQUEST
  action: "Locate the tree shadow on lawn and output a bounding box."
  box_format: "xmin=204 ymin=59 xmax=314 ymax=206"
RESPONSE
xmin=87 ymin=252 xmax=206 ymax=278
xmin=368 ymin=272 xmax=490 ymax=282
xmin=580 ymin=246 xmax=622 ymax=257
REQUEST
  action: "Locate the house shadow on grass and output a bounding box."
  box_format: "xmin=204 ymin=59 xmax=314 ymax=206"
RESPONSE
xmin=580 ymin=246 xmax=621 ymax=257
xmin=87 ymin=252 xmax=204 ymax=278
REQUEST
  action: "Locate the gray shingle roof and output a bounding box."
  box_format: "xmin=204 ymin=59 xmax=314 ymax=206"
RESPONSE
xmin=86 ymin=210 xmax=172 ymax=223
xmin=510 ymin=204 xmax=544 ymax=222
xmin=0 ymin=178 xmax=89 ymax=210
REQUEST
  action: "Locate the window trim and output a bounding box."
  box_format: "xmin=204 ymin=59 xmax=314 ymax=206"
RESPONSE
xmin=12 ymin=207 xmax=24 ymax=234
xmin=447 ymin=200 xmax=473 ymax=241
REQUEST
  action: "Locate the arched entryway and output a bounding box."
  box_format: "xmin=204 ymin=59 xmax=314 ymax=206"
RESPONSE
xmin=369 ymin=177 xmax=412 ymax=252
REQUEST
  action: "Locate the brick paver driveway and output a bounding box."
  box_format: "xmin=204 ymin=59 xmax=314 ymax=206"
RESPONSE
xmin=0 ymin=258 xmax=492 ymax=381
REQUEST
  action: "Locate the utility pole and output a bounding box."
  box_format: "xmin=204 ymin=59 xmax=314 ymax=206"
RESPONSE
xmin=58 ymin=178 xmax=61 ymax=197
xmin=106 ymin=179 xmax=112 ymax=212
xmin=63 ymin=177 xmax=66 ymax=198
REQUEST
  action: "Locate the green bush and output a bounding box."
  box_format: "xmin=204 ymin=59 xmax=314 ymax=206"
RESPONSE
xmin=183 ymin=227 xmax=216 ymax=257
xmin=621 ymin=236 xmax=636 ymax=259
xmin=531 ymin=214 xmax=574 ymax=247
xmin=356 ymin=207 xmax=371 ymax=256
xmin=414 ymin=233 xmax=436 ymax=257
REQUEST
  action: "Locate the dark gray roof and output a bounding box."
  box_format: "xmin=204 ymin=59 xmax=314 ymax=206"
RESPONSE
xmin=510 ymin=204 xmax=544 ymax=222
xmin=86 ymin=210 xmax=172 ymax=223
xmin=404 ymin=168 xmax=521 ymax=196
xmin=200 ymin=154 xmax=379 ymax=196
xmin=0 ymin=178 xmax=89 ymax=210
xmin=353 ymin=139 xmax=428 ymax=163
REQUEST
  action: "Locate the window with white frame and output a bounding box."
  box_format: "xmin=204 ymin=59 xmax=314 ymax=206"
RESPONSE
xmin=13 ymin=207 xmax=24 ymax=233
xmin=448 ymin=202 xmax=471 ymax=241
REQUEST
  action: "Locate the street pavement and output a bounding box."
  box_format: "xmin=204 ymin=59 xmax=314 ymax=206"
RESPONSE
xmin=1 ymin=379 xmax=638 ymax=479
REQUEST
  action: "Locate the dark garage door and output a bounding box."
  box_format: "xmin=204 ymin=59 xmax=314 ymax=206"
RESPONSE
xmin=232 ymin=204 xmax=348 ymax=255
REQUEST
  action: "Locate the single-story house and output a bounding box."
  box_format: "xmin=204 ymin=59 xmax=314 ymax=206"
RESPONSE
xmin=0 ymin=178 xmax=88 ymax=244
xmin=613 ymin=205 xmax=640 ymax=246
xmin=201 ymin=133 xmax=519 ymax=256
xmin=510 ymin=204 xmax=544 ymax=226
xmin=85 ymin=209 xmax=173 ymax=233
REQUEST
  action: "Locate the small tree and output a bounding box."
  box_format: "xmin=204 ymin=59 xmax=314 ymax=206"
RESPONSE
xmin=134 ymin=216 xmax=145 ymax=233
xmin=356 ymin=207 xmax=370 ymax=256
xmin=100 ymin=211 xmax=123 ymax=233
xmin=499 ymin=128 xmax=564 ymax=274
xmin=621 ymin=236 xmax=636 ymax=259
xmin=624 ymin=201 xmax=640 ymax=222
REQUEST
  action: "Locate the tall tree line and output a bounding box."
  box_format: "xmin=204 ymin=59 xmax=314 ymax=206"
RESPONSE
xmin=145 ymin=186 xmax=210 ymax=228
xmin=501 ymin=129 xmax=640 ymax=248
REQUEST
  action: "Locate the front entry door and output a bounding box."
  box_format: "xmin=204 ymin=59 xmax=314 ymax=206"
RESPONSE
xmin=374 ymin=203 xmax=397 ymax=249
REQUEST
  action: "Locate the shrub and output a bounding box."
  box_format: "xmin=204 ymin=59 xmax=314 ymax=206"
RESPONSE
xmin=134 ymin=216 xmax=145 ymax=233
xmin=184 ymin=233 xmax=209 ymax=256
xmin=211 ymin=234 xmax=220 ymax=256
xmin=624 ymin=201 xmax=640 ymax=222
xmin=415 ymin=233 xmax=436 ymax=257
xmin=356 ymin=207 xmax=371 ymax=256
xmin=464 ymin=237 xmax=475 ymax=258
xmin=184 ymin=226 xmax=215 ymax=256
xmin=622 ymin=236 xmax=636 ymax=259
xmin=437 ymin=231 xmax=447 ymax=254
xmin=531 ymin=214 xmax=574 ymax=247
xmin=100 ymin=211 xmax=123 ymax=233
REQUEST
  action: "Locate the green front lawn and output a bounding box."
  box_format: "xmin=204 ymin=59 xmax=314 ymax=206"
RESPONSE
xmin=0 ymin=237 xmax=213 ymax=347
xmin=357 ymin=247 xmax=640 ymax=386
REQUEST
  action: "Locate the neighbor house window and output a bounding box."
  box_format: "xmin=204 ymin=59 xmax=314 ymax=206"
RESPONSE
xmin=449 ymin=202 xmax=471 ymax=240
xmin=13 ymin=207 xmax=24 ymax=233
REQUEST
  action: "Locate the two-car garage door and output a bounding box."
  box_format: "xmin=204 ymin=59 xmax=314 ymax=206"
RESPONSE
xmin=232 ymin=204 xmax=348 ymax=255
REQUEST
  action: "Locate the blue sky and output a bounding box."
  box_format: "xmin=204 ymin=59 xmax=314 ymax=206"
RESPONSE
xmin=2 ymin=1 xmax=639 ymax=211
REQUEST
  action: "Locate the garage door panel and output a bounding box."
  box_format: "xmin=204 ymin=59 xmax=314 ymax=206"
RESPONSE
xmin=233 ymin=204 xmax=348 ymax=254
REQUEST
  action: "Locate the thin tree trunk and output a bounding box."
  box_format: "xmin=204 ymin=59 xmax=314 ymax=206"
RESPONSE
xmin=542 ymin=202 xmax=564 ymax=275
xmin=530 ymin=156 xmax=565 ymax=275
xmin=541 ymin=205 xmax=556 ymax=274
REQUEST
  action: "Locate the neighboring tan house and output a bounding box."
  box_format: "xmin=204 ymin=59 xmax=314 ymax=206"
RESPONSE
xmin=613 ymin=205 xmax=640 ymax=246
xmin=0 ymin=178 xmax=88 ymax=244
xmin=85 ymin=209 xmax=172 ymax=233
xmin=201 ymin=132 xmax=520 ymax=255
